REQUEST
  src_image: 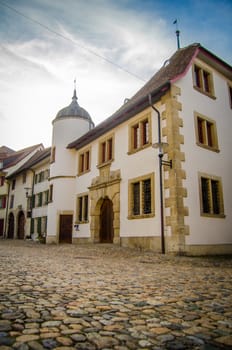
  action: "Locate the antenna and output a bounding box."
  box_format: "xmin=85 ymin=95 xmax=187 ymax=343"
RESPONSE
xmin=173 ymin=19 xmax=180 ymax=50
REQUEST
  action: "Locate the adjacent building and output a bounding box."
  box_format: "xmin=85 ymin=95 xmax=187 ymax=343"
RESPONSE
xmin=1 ymin=43 xmax=232 ymax=255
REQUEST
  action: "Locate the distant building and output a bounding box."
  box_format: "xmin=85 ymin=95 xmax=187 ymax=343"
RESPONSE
xmin=1 ymin=43 xmax=232 ymax=255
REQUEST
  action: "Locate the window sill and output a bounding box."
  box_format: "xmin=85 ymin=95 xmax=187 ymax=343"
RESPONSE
xmin=196 ymin=142 xmax=220 ymax=153
xmin=128 ymin=213 xmax=155 ymax=220
xmin=201 ymin=213 xmax=226 ymax=219
xmin=78 ymin=169 xmax=91 ymax=177
xmin=128 ymin=142 xmax=151 ymax=155
xmin=193 ymin=86 xmax=216 ymax=100
xmin=97 ymin=159 xmax=113 ymax=169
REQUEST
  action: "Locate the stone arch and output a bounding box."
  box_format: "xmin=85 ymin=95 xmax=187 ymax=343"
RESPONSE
xmin=89 ymin=168 xmax=121 ymax=244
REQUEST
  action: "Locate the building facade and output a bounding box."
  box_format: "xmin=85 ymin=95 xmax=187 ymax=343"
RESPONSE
xmin=1 ymin=43 xmax=232 ymax=255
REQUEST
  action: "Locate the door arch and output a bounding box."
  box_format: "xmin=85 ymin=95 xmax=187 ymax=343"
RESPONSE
xmin=8 ymin=213 xmax=14 ymax=239
xmin=100 ymin=198 xmax=114 ymax=243
xmin=17 ymin=211 xmax=25 ymax=239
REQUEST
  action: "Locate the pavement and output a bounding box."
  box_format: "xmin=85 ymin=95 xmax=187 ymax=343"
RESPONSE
xmin=0 ymin=240 xmax=231 ymax=350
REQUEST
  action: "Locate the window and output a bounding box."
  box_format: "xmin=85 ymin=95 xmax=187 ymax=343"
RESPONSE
xmin=0 ymin=196 xmax=6 ymax=209
xmin=0 ymin=176 xmax=4 ymax=186
xmin=193 ymin=64 xmax=215 ymax=97
xmin=128 ymin=173 xmax=154 ymax=219
xmin=50 ymin=146 xmax=56 ymax=163
xmin=228 ymin=84 xmax=232 ymax=109
xmin=129 ymin=114 xmax=151 ymax=153
xmin=36 ymin=193 xmax=43 ymax=207
xmin=12 ymin=179 xmax=16 ymax=190
xmin=49 ymin=184 xmax=53 ymax=202
xmin=43 ymin=190 xmax=49 ymax=205
xmin=78 ymin=149 xmax=90 ymax=175
xmin=77 ymin=194 xmax=89 ymax=223
xmin=199 ymin=173 xmax=224 ymax=217
xmin=10 ymin=195 xmax=14 ymax=209
xmin=22 ymin=172 xmax=27 ymax=184
xmin=194 ymin=112 xmax=219 ymax=151
xmin=99 ymin=136 xmax=114 ymax=165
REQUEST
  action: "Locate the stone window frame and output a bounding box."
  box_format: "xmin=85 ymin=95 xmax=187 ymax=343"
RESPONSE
xmin=192 ymin=63 xmax=216 ymax=99
xmin=128 ymin=112 xmax=152 ymax=154
xmin=78 ymin=147 xmax=91 ymax=175
xmin=76 ymin=192 xmax=89 ymax=224
xmin=198 ymin=172 xmax=225 ymax=218
xmin=98 ymin=134 xmax=114 ymax=167
xmin=194 ymin=111 xmax=219 ymax=152
xmin=128 ymin=172 xmax=155 ymax=219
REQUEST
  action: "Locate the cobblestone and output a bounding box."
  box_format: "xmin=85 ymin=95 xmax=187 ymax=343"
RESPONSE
xmin=0 ymin=240 xmax=231 ymax=349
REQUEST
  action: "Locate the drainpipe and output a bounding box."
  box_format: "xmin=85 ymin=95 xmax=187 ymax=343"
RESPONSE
xmin=148 ymin=94 xmax=165 ymax=254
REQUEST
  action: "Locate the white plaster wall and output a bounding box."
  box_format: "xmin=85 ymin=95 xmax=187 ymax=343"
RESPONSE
xmin=74 ymin=107 xmax=162 ymax=239
xmin=177 ymin=62 xmax=232 ymax=245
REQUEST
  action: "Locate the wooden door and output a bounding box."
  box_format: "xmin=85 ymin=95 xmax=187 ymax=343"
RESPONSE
xmin=17 ymin=211 xmax=25 ymax=239
xmin=59 ymin=215 xmax=73 ymax=243
xmin=100 ymin=199 xmax=114 ymax=243
xmin=8 ymin=213 xmax=14 ymax=239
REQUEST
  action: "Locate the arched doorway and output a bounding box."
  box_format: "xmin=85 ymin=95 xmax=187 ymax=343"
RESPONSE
xmin=17 ymin=211 xmax=25 ymax=239
xmin=100 ymin=198 xmax=114 ymax=243
xmin=8 ymin=213 xmax=14 ymax=239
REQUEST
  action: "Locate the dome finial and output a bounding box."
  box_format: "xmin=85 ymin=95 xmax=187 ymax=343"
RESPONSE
xmin=73 ymin=78 xmax=77 ymax=100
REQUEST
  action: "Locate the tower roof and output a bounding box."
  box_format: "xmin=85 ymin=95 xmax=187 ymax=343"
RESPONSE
xmin=55 ymin=89 xmax=93 ymax=124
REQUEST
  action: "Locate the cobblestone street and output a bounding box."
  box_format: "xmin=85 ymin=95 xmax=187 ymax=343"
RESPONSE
xmin=0 ymin=240 xmax=231 ymax=350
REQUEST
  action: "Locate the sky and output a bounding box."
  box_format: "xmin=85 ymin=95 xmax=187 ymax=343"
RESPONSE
xmin=0 ymin=0 xmax=232 ymax=151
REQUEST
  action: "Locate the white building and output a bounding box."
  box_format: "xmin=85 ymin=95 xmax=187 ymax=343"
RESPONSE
xmin=2 ymin=43 xmax=232 ymax=255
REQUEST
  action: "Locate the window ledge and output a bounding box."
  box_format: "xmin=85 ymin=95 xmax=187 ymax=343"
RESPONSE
xmin=201 ymin=213 xmax=226 ymax=219
xmin=193 ymin=86 xmax=216 ymax=100
xmin=97 ymin=160 xmax=113 ymax=169
xmin=78 ymin=169 xmax=91 ymax=177
xmin=196 ymin=142 xmax=220 ymax=153
xmin=128 ymin=142 xmax=151 ymax=155
xmin=128 ymin=213 xmax=155 ymax=220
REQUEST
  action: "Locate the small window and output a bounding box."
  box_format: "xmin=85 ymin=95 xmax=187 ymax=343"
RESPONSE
xmin=50 ymin=146 xmax=56 ymax=163
xmin=77 ymin=194 xmax=89 ymax=223
xmin=78 ymin=149 xmax=90 ymax=175
xmin=49 ymin=184 xmax=53 ymax=202
xmin=199 ymin=173 xmax=224 ymax=217
xmin=12 ymin=179 xmax=16 ymax=190
xmin=0 ymin=196 xmax=6 ymax=209
xmin=194 ymin=112 xmax=219 ymax=152
xmin=99 ymin=136 xmax=114 ymax=166
xmin=129 ymin=114 xmax=151 ymax=153
xmin=10 ymin=195 xmax=14 ymax=209
xmin=228 ymin=84 xmax=232 ymax=109
xmin=0 ymin=176 xmax=4 ymax=186
xmin=128 ymin=173 xmax=154 ymax=219
xmin=193 ymin=64 xmax=215 ymax=98
xmin=22 ymin=172 xmax=27 ymax=184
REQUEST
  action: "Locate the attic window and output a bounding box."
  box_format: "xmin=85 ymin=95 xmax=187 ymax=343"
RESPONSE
xmin=193 ymin=64 xmax=215 ymax=98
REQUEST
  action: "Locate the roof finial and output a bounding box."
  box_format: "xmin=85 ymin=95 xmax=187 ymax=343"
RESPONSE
xmin=173 ymin=19 xmax=181 ymax=50
xmin=73 ymin=78 xmax=77 ymax=100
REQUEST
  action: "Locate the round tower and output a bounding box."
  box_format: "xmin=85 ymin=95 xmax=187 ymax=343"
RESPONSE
xmin=47 ymin=88 xmax=94 ymax=244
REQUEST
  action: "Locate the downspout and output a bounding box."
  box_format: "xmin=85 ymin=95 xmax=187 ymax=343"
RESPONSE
xmin=148 ymin=94 xmax=165 ymax=254
xmin=4 ymin=179 xmax=10 ymax=239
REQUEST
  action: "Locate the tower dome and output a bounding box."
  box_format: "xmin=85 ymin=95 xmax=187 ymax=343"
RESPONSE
xmin=55 ymin=89 xmax=94 ymax=127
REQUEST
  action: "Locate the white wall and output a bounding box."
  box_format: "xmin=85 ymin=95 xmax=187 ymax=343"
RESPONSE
xmin=177 ymin=60 xmax=232 ymax=245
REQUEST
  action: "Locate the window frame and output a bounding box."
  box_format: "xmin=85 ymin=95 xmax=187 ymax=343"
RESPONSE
xmin=128 ymin=113 xmax=152 ymax=154
xmin=194 ymin=112 xmax=219 ymax=152
xmin=98 ymin=134 xmax=114 ymax=167
xmin=76 ymin=193 xmax=89 ymax=223
xmin=198 ymin=172 xmax=225 ymax=218
xmin=192 ymin=63 xmax=215 ymax=99
xmin=78 ymin=148 xmax=91 ymax=175
xmin=128 ymin=173 xmax=155 ymax=219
